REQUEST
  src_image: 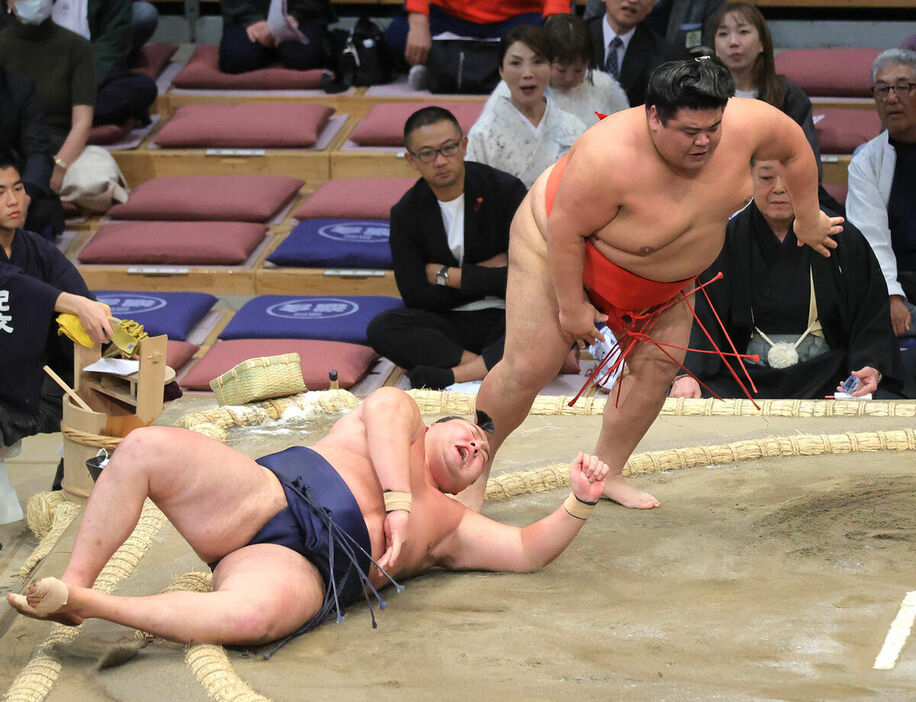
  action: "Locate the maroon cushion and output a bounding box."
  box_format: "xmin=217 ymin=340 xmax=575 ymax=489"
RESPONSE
xmin=823 ymin=183 xmax=848 ymax=207
xmin=77 ymin=221 xmax=268 ymax=265
xmin=350 ymin=102 xmax=484 ymax=146
xmin=88 ymin=123 xmax=131 ymax=145
xmin=814 ymin=108 xmax=883 ymax=154
xmin=109 ymin=176 xmax=303 ymax=222
xmin=171 ymin=44 xmax=323 ymax=90
xmin=775 ymin=48 xmax=882 ymax=97
xmin=130 ymin=42 xmax=179 ymax=80
xmin=293 ymin=178 xmax=415 ymax=220
xmin=154 ymin=103 xmax=334 ymax=148
xmin=181 ymin=338 xmax=379 ymax=390
xmin=167 ymin=340 xmax=199 ymax=370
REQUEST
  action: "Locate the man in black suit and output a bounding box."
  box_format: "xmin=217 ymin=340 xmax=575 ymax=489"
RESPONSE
xmin=366 ymin=107 xmax=527 ymax=390
xmin=585 ymin=0 xmax=724 ymax=57
xmin=587 ymin=0 xmax=679 ymax=106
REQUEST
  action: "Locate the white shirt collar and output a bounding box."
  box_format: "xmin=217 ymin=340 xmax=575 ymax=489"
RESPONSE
xmin=602 ymin=15 xmax=637 ymax=55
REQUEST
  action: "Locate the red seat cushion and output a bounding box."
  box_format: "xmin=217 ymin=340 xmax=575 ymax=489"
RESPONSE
xmin=293 ymin=178 xmax=415 ymax=220
xmin=130 ymin=42 xmax=179 ymax=80
xmin=350 ymin=102 xmax=484 ymax=146
xmin=88 ymin=123 xmax=131 ymax=145
xmin=166 ymin=340 xmax=199 ymax=370
xmin=823 ymin=183 xmax=847 ymax=207
xmin=154 ymin=103 xmax=334 ymax=148
xmin=171 ymin=44 xmax=323 ymax=90
xmin=814 ymin=108 xmax=883 ymax=154
xmin=109 ymin=176 xmax=303 ymax=222
xmin=181 ymin=338 xmax=379 ymax=390
xmin=775 ymin=48 xmax=882 ymax=97
xmin=78 ymin=221 xmax=268 ymax=265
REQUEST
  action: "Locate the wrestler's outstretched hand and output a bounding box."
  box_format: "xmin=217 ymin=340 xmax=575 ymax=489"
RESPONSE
xmin=795 ymin=211 xmax=843 ymax=258
xmin=569 ymin=452 xmax=609 ymax=504
xmin=559 ymin=300 xmax=609 ymax=350
xmin=377 ymin=509 xmax=409 ymax=571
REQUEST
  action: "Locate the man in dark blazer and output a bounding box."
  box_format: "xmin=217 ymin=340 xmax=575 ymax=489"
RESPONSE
xmin=0 ymin=68 xmax=64 ymax=239
xmin=587 ymin=0 xmax=679 ymax=106
xmin=585 ymin=0 xmax=724 ymax=57
xmin=366 ymin=107 xmax=527 ymax=390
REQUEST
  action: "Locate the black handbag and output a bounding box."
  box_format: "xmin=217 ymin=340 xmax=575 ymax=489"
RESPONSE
xmin=426 ymin=38 xmax=500 ymax=94
xmin=322 ymin=17 xmax=393 ymax=93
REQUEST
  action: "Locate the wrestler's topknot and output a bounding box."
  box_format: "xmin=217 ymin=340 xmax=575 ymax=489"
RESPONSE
xmin=645 ymin=56 xmax=735 ymax=124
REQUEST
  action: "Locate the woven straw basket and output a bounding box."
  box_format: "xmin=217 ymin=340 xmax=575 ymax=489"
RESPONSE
xmin=210 ymin=353 xmax=306 ymax=406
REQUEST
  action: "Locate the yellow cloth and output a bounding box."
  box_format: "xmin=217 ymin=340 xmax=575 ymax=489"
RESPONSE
xmin=56 ymin=304 xmax=110 ymax=348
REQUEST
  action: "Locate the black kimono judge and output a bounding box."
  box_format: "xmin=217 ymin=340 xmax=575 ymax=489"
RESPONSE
xmin=671 ymin=160 xmax=903 ymax=401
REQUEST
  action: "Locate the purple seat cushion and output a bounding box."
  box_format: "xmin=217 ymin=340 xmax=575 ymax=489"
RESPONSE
xmin=350 ymin=102 xmax=484 ymax=146
xmin=109 ymin=176 xmax=303 ymax=222
xmin=171 ymin=44 xmax=323 ymax=90
xmin=154 ymin=103 xmax=334 ymax=148
xmin=78 ymin=221 xmax=267 ymax=265
xmin=775 ymin=48 xmax=882 ymax=97
xmin=293 ymin=178 xmax=415 ymax=220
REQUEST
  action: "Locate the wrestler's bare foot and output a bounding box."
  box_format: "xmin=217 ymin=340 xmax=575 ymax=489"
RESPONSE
xmin=8 ymin=577 xmax=83 ymax=626
xmin=601 ymin=475 xmax=660 ymax=509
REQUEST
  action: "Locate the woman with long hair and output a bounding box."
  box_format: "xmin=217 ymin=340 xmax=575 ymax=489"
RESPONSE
xmin=710 ymin=3 xmax=826 ymax=186
xmin=466 ymin=24 xmax=587 ymax=188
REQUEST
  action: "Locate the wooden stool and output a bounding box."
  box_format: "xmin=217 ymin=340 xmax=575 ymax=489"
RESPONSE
xmin=61 ymin=335 xmax=174 ymax=497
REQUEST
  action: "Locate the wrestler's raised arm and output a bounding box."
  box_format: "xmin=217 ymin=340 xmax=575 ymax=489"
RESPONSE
xmin=360 ymin=388 xmax=426 ymax=570
xmin=437 ymin=453 xmax=609 ymax=573
xmin=545 ymin=137 xmax=622 ymax=348
xmin=738 ymin=99 xmax=844 ymax=257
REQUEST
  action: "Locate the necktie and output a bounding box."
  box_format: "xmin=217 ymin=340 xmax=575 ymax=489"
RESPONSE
xmin=605 ymin=36 xmax=623 ymax=80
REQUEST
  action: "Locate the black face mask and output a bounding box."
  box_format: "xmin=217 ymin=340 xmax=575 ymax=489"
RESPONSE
xmin=475 ymin=409 xmax=495 ymax=435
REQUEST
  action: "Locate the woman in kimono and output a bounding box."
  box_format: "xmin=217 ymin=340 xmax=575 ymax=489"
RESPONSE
xmin=466 ymin=24 xmax=587 ymax=188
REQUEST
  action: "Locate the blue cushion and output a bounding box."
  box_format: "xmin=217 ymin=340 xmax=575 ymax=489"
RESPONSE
xmin=220 ymin=295 xmax=403 ymax=345
xmin=267 ymin=218 xmax=392 ymax=269
xmin=94 ymin=290 xmax=217 ymax=341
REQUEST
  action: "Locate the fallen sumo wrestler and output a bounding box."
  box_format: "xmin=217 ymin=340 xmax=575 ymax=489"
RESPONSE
xmin=8 ymin=388 xmax=608 ymax=656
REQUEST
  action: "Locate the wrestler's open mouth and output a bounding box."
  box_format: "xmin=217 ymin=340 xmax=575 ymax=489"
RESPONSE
xmin=520 ymin=85 xmax=537 ymax=95
xmin=457 ymin=446 xmax=469 ymax=464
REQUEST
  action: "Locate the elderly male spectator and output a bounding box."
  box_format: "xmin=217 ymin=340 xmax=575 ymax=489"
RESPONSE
xmin=586 ymin=0 xmax=679 ymax=106
xmin=0 ymin=67 xmax=64 ymax=239
xmin=218 ymin=0 xmax=333 ymax=74
xmin=585 ymin=0 xmax=724 ymax=56
xmin=0 ymin=152 xmax=111 ymax=524
xmin=366 ymin=107 xmax=526 ymax=390
xmin=847 ymin=49 xmax=916 ymax=343
xmin=669 ymin=159 xmax=902 ymax=401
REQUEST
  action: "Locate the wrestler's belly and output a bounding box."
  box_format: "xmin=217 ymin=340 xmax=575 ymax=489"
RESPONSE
xmin=529 ymin=170 xmax=727 ymax=282
xmin=588 ymin=222 xmax=727 ymax=283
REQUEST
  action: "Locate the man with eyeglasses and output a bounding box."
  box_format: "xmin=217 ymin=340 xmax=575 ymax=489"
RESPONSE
xmin=847 ymin=49 xmax=916 ymax=351
xmin=366 ymin=106 xmax=527 ymax=390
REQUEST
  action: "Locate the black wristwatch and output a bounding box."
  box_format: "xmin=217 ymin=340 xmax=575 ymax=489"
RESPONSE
xmin=436 ymin=265 xmax=449 ymax=286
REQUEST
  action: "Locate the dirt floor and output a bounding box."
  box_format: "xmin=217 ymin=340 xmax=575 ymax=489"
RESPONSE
xmin=1 ymin=398 xmax=914 ymax=701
